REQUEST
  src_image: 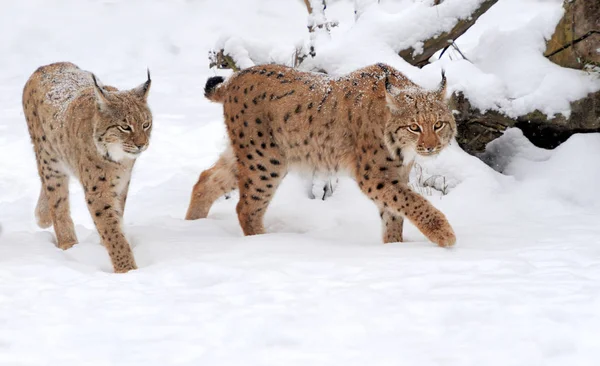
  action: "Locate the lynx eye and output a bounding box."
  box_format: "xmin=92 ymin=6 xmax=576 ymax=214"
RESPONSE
xmin=142 ymin=122 xmax=151 ymax=130
xmin=118 ymin=125 xmax=132 ymax=133
xmin=408 ymin=123 xmax=421 ymax=132
xmin=434 ymin=121 xmax=445 ymax=130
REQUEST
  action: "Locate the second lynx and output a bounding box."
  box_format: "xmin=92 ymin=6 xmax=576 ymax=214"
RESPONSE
xmin=23 ymin=62 xmax=152 ymax=273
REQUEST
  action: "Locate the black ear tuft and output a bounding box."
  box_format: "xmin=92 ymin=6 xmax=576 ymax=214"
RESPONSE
xmin=91 ymin=73 xmax=106 ymax=96
xmin=91 ymin=73 xmax=109 ymax=108
xmin=437 ymin=69 xmax=447 ymax=99
xmin=142 ymin=68 xmax=151 ymax=95
xmin=130 ymin=69 xmax=152 ymax=101
xmin=91 ymin=73 xmax=99 ymax=88
xmin=205 ymin=76 xmax=225 ymax=97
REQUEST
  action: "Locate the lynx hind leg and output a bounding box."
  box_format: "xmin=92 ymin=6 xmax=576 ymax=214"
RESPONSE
xmin=235 ymin=153 xmax=287 ymax=236
xmin=35 ymin=187 xmax=52 ymax=228
xmin=44 ymin=171 xmax=77 ymax=249
xmin=33 ymin=148 xmax=77 ymax=248
xmin=380 ymin=209 xmax=404 ymax=243
xmin=231 ymin=117 xmax=287 ymax=236
xmin=186 ymin=146 xmax=239 ymax=220
xmin=32 ymin=147 xmax=52 ymax=228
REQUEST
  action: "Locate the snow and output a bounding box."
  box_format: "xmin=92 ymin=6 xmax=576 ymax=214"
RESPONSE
xmin=1 ymin=0 xmax=600 ymax=365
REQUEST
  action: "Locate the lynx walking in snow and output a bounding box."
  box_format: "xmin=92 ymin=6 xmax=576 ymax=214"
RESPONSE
xmin=186 ymin=63 xmax=457 ymax=247
xmin=22 ymin=62 xmax=152 ymax=273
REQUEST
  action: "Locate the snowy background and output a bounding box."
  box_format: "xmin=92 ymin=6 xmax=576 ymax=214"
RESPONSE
xmin=1 ymin=0 xmax=600 ymax=365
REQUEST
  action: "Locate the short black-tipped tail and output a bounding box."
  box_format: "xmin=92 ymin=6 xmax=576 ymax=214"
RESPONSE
xmin=204 ymin=76 xmax=226 ymax=102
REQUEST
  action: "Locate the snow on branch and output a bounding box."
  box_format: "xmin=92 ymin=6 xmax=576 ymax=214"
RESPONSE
xmin=298 ymin=0 xmax=499 ymax=74
xmin=208 ymin=0 xmax=497 ymax=73
xmin=305 ymin=0 xmax=338 ymax=59
xmin=209 ymin=36 xmax=301 ymax=71
xmin=398 ymin=0 xmax=498 ymax=67
xmin=209 ymin=0 xmax=339 ymax=72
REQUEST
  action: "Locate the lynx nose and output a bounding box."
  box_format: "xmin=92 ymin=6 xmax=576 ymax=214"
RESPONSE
xmin=426 ymin=147 xmax=434 ymax=152
xmin=135 ymin=144 xmax=145 ymax=151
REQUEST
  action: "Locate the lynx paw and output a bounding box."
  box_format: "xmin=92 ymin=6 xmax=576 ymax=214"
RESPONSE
xmin=113 ymin=262 xmax=138 ymax=274
xmin=57 ymin=239 xmax=78 ymax=250
xmin=185 ymin=206 xmax=209 ymax=221
xmin=420 ymin=213 xmax=456 ymax=248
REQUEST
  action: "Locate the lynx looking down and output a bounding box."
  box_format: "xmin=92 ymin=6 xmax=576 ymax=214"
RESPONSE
xmin=186 ymin=63 xmax=457 ymax=247
xmin=22 ymin=62 xmax=152 ymax=273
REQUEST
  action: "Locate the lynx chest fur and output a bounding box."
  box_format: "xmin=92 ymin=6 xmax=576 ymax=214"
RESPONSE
xmin=187 ymin=63 xmax=457 ymax=248
xmin=22 ymin=62 xmax=152 ymax=273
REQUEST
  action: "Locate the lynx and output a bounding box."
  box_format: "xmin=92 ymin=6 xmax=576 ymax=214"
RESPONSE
xmin=22 ymin=62 xmax=152 ymax=273
xmin=186 ymin=63 xmax=456 ymax=247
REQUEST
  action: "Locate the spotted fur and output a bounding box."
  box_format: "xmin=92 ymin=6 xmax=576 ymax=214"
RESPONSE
xmin=187 ymin=63 xmax=456 ymax=247
xmin=22 ymin=62 xmax=152 ymax=273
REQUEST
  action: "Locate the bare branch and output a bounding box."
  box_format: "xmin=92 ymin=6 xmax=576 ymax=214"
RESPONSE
xmin=208 ymin=49 xmax=240 ymax=72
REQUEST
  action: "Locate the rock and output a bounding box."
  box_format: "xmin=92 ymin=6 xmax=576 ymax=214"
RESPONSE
xmin=545 ymin=0 xmax=600 ymax=70
xmin=452 ymin=90 xmax=600 ymax=155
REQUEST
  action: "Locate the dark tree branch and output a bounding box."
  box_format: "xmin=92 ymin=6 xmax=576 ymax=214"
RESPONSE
xmin=399 ymin=0 xmax=498 ymax=67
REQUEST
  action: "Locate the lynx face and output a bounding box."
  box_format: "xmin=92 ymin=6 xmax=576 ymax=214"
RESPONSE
xmin=92 ymin=75 xmax=152 ymax=161
xmin=384 ymin=81 xmax=456 ymax=158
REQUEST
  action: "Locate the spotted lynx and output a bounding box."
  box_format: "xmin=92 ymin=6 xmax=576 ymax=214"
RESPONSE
xmin=186 ymin=63 xmax=456 ymax=247
xmin=22 ymin=62 xmax=152 ymax=273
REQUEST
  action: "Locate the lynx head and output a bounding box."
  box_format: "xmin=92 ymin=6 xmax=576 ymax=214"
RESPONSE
xmin=91 ymin=71 xmax=152 ymax=162
xmin=383 ymin=72 xmax=456 ymax=160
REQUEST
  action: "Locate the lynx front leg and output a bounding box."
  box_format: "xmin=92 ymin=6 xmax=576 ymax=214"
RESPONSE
xmin=356 ymin=150 xmax=455 ymax=247
xmin=117 ymin=178 xmax=131 ymax=215
xmin=186 ymin=147 xmax=238 ymax=220
xmin=84 ymin=182 xmax=137 ymax=273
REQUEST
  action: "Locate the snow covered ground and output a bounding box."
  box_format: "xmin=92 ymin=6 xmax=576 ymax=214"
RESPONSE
xmin=1 ymin=0 xmax=600 ymax=365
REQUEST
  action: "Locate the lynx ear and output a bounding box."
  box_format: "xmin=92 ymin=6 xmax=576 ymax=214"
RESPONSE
xmin=385 ymin=90 xmax=401 ymax=112
xmin=385 ymin=77 xmax=403 ymax=112
xmin=437 ymin=69 xmax=447 ymax=100
xmin=386 ymin=85 xmax=415 ymax=114
xmin=91 ymin=74 xmax=110 ymax=109
xmin=131 ymin=69 xmax=151 ymax=101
